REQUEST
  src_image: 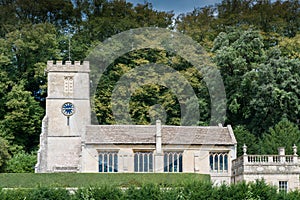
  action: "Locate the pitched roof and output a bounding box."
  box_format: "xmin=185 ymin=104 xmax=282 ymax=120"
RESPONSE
xmin=162 ymin=126 xmax=235 ymax=145
xmin=85 ymin=124 xmax=236 ymax=145
xmin=86 ymin=125 xmax=156 ymax=144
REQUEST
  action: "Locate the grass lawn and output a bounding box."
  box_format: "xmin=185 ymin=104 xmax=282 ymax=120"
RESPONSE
xmin=0 ymin=173 xmax=210 ymax=188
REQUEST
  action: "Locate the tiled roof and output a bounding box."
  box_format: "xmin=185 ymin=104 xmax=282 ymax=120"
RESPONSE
xmin=85 ymin=124 xmax=236 ymax=145
xmin=86 ymin=125 xmax=156 ymax=144
xmin=162 ymin=126 xmax=235 ymax=145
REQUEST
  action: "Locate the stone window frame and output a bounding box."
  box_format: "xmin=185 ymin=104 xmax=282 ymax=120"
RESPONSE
xmin=133 ymin=150 xmax=154 ymax=172
xmin=279 ymin=181 xmax=288 ymax=192
xmin=163 ymin=151 xmax=183 ymax=173
xmin=209 ymin=151 xmax=229 ymax=173
xmin=64 ymin=76 xmax=74 ymax=94
xmin=98 ymin=150 xmax=119 ymax=173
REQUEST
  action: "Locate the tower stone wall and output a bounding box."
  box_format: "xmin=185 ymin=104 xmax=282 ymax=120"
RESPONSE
xmin=36 ymin=61 xmax=90 ymax=172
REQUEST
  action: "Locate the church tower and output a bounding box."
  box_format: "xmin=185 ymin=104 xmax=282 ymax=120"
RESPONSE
xmin=36 ymin=61 xmax=90 ymax=172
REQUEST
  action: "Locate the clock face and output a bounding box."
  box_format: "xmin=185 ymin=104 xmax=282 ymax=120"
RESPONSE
xmin=61 ymin=102 xmax=75 ymax=116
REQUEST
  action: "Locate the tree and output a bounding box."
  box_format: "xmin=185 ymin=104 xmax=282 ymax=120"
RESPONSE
xmin=234 ymin=125 xmax=259 ymax=156
xmin=0 ymin=137 xmax=10 ymax=172
xmin=4 ymin=23 xmax=60 ymax=95
xmin=212 ymin=27 xmax=300 ymax=135
xmin=0 ymin=82 xmax=44 ymax=151
xmin=93 ymin=49 xmax=182 ymax=125
xmin=212 ymin=28 xmax=265 ymax=78
xmin=279 ymin=34 xmax=300 ymax=59
xmin=215 ymin=0 xmax=300 ymax=37
xmin=241 ymin=54 xmax=300 ymax=134
xmin=260 ymin=118 xmax=300 ymax=155
xmin=176 ymin=6 xmax=217 ymax=49
xmin=93 ymin=46 xmax=211 ymax=126
xmin=4 ymin=150 xmax=36 ymax=173
xmin=0 ymin=0 xmax=76 ymax=31
xmin=0 ymin=70 xmax=13 ymax=121
xmin=69 ymin=0 xmax=174 ymax=61
xmin=0 ymin=0 xmax=18 ymax=37
xmin=212 ymin=28 xmax=266 ymax=130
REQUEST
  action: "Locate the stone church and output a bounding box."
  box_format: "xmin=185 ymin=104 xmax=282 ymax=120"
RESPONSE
xmin=35 ymin=60 xmax=237 ymax=184
xmin=36 ymin=61 xmax=300 ymax=191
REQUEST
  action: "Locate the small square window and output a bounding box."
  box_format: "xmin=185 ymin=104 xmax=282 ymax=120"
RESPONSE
xmin=279 ymin=181 xmax=288 ymax=192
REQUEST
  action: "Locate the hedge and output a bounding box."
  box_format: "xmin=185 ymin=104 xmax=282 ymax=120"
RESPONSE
xmin=1 ymin=180 xmax=300 ymax=200
xmin=0 ymin=173 xmax=209 ymax=188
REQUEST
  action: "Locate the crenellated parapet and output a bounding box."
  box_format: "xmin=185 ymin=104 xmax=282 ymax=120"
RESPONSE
xmin=47 ymin=60 xmax=89 ymax=72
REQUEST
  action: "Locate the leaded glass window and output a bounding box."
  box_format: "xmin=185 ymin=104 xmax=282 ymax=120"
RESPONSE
xmin=98 ymin=152 xmax=118 ymax=172
xmin=209 ymin=152 xmax=228 ymax=173
xmin=164 ymin=152 xmax=183 ymax=172
xmin=134 ymin=152 xmax=154 ymax=172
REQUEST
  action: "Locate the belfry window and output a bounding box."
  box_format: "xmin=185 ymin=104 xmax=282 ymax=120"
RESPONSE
xmin=134 ymin=152 xmax=154 ymax=172
xmin=164 ymin=152 xmax=183 ymax=172
xmin=209 ymin=152 xmax=228 ymax=173
xmin=98 ymin=152 xmax=118 ymax=172
xmin=64 ymin=76 xmax=73 ymax=94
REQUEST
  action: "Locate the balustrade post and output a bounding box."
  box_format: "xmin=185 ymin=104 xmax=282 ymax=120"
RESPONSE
xmin=268 ymin=156 xmax=273 ymax=163
xmin=243 ymin=155 xmax=248 ymax=164
xmin=293 ymin=144 xmax=298 ymax=164
xmin=242 ymin=144 xmax=248 ymax=164
xmin=243 ymin=144 xmax=247 ymax=155
xmin=278 ymin=147 xmax=285 ymax=163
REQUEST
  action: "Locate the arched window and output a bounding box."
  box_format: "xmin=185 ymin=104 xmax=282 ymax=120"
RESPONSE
xmin=224 ymin=154 xmax=228 ymax=170
xmin=209 ymin=152 xmax=228 ymax=173
xmin=209 ymin=154 xmax=214 ymax=170
xmin=220 ymin=154 xmax=224 ymax=171
xmin=214 ymin=154 xmax=219 ymax=171
xmin=134 ymin=152 xmax=154 ymax=172
xmin=164 ymin=152 xmax=183 ymax=172
xmin=98 ymin=152 xmax=118 ymax=172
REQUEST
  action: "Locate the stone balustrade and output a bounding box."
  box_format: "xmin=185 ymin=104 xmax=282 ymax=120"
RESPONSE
xmin=232 ymin=146 xmax=300 ymax=190
xmin=232 ymin=154 xmax=300 ymax=177
xmin=233 ymin=155 xmax=298 ymax=167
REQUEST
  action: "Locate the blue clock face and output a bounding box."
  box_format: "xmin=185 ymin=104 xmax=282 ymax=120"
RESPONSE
xmin=62 ymin=102 xmax=75 ymax=116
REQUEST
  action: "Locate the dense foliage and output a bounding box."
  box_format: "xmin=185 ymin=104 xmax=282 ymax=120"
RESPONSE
xmin=0 ymin=0 xmax=299 ymax=170
xmin=0 ymin=173 xmax=209 ymax=188
xmin=1 ymin=180 xmax=300 ymax=199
